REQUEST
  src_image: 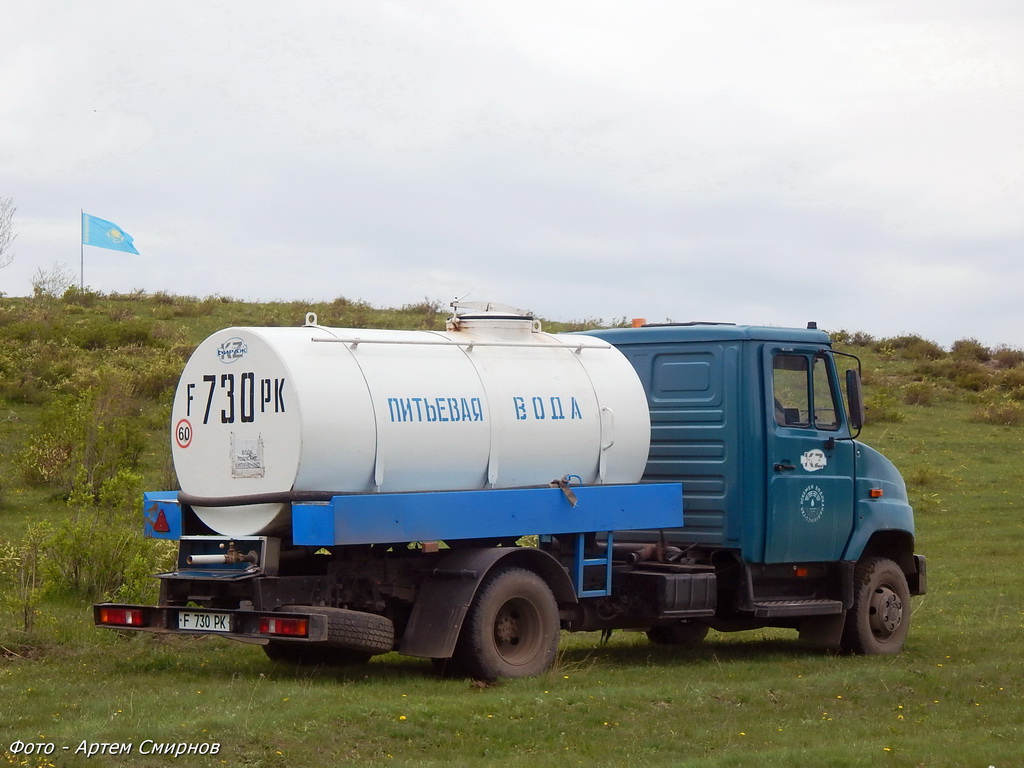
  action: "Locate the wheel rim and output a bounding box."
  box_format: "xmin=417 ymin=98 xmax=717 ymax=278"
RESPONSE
xmin=868 ymin=584 xmax=904 ymax=640
xmin=491 ymin=596 xmax=543 ymax=666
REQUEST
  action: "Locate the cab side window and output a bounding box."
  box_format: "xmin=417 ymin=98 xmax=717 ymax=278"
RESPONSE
xmin=773 ymin=355 xmax=810 ymax=427
xmin=812 ymin=355 xmax=839 ymax=429
xmin=773 ymin=353 xmax=841 ymax=431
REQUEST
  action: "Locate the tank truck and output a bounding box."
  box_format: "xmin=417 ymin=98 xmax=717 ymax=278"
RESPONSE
xmin=95 ymin=301 xmax=925 ymax=678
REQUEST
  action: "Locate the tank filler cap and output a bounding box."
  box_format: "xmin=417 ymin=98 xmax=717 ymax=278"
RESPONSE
xmin=447 ymin=300 xmax=540 ymax=333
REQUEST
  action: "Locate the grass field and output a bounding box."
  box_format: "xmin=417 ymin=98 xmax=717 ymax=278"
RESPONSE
xmin=1 ymin=295 xmax=1022 ymax=766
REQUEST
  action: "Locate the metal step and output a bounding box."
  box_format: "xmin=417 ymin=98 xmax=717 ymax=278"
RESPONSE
xmin=753 ymin=599 xmax=845 ymax=618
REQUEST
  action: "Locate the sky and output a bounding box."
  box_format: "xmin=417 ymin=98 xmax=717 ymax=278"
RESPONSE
xmin=2 ymin=1 xmax=1022 ymax=349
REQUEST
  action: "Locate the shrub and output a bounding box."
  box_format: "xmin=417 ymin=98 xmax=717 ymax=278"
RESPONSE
xmin=866 ymin=388 xmax=905 ymax=423
xmin=828 ymin=330 xmax=875 ymax=347
xmin=160 ymin=296 xmax=216 ymax=319
xmin=944 ymin=359 xmax=992 ymax=391
xmin=66 ymin=316 xmax=156 ymax=349
xmin=875 ymin=334 xmax=945 ymax=361
xmin=32 ymin=263 xmax=75 ymax=299
xmin=328 ymin=298 xmax=374 ymax=328
xmin=61 ymin=285 xmax=102 ymax=307
xmin=20 ymin=369 xmax=146 ymax=498
xmin=37 ymin=470 xmax=175 ymax=602
xmin=903 ymin=381 xmax=937 ymax=406
xmin=950 ymin=338 xmax=991 ymax=362
xmin=0 ymin=523 xmax=49 ymax=633
xmin=971 ymin=396 xmax=1024 ymax=426
xmin=915 ymin=358 xmax=992 ymax=392
xmin=994 ymin=368 xmax=1024 ymax=401
xmin=992 ymin=346 xmax=1024 ymax=369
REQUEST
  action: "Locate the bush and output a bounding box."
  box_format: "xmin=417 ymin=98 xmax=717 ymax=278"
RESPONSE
xmin=916 ymin=358 xmax=993 ymax=392
xmin=866 ymin=388 xmax=905 ymax=423
xmin=992 ymin=346 xmax=1024 ymax=369
xmin=11 ymin=471 xmax=177 ymax=604
xmin=20 ymin=369 xmax=146 ymax=498
xmin=951 ymin=338 xmax=991 ymax=362
xmin=65 ymin=316 xmax=157 ymax=349
xmin=875 ymin=334 xmax=946 ymax=361
xmin=943 ymin=359 xmax=992 ymax=391
xmin=61 ymin=285 xmax=103 ymax=307
xmin=972 ymin=397 xmax=1024 ymax=426
xmin=993 ymin=368 xmax=1024 ymax=401
xmin=828 ymin=329 xmax=875 ymax=347
xmin=903 ymin=381 xmax=937 ymax=406
xmin=0 ymin=523 xmax=48 ymax=633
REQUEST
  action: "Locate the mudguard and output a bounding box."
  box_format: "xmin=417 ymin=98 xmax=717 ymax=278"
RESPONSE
xmin=399 ymin=547 xmax=576 ymax=658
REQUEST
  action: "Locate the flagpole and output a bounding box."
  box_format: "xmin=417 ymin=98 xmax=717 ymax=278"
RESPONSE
xmin=80 ymin=209 xmax=84 ymax=290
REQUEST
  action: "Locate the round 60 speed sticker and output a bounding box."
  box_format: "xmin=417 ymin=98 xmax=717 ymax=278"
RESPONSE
xmin=175 ymin=419 xmax=193 ymax=449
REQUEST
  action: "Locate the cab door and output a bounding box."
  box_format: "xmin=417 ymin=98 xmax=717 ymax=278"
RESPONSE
xmin=763 ymin=349 xmax=855 ymax=563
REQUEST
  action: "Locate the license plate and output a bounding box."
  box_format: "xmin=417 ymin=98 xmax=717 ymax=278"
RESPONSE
xmin=177 ymin=611 xmax=231 ymax=633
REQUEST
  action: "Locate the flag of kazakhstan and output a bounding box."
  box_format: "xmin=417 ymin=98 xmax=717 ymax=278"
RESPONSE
xmin=81 ymin=212 xmax=140 ymax=255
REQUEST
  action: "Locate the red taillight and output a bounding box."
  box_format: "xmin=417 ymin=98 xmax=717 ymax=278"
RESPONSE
xmin=869 ymin=488 xmax=884 ymax=499
xmin=260 ymin=617 xmax=309 ymax=637
xmin=99 ymin=607 xmax=145 ymax=626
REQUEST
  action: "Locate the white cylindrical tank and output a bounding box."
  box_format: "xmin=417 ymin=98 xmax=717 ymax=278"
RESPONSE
xmin=170 ymin=303 xmax=651 ymax=536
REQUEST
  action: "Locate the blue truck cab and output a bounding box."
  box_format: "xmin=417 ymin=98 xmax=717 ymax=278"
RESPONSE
xmin=584 ymin=321 xmax=925 ymax=650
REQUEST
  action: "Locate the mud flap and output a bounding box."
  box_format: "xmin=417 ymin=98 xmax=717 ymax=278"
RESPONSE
xmin=399 ymin=547 xmax=575 ymax=659
xmin=798 ymin=613 xmax=846 ymax=649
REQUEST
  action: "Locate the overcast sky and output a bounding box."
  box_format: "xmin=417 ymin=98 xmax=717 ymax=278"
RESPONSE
xmin=3 ymin=1 xmax=1022 ymax=348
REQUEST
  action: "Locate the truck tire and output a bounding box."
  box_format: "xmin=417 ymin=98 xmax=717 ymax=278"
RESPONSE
xmin=646 ymin=620 xmax=709 ymax=646
xmin=262 ymin=605 xmax=394 ymax=665
xmin=451 ymin=567 xmax=560 ymax=680
xmin=841 ymin=557 xmax=911 ymax=654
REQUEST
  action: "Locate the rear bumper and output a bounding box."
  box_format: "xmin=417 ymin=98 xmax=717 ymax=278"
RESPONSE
xmin=93 ymin=603 xmax=329 ymax=643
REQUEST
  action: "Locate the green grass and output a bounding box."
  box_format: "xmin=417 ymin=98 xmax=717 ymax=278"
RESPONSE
xmin=1 ymin=619 xmax=1019 ymax=767
xmin=3 ymin=408 xmax=1021 ymax=768
xmin=1 ymin=296 xmax=1023 ymax=766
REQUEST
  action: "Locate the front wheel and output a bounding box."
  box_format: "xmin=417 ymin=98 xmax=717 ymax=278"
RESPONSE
xmin=450 ymin=567 xmax=560 ymax=680
xmin=841 ymin=557 xmax=911 ymax=654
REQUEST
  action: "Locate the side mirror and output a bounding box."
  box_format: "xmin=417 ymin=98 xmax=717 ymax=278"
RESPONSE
xmin=846 ymin=369 xmax=865 ymax=431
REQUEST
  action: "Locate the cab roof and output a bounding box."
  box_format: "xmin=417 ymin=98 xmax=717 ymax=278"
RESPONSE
xmin=579 ymin=322 xmax=833 ymax=347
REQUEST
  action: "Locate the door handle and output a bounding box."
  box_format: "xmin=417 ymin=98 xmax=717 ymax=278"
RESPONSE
xmin=774 ymin=463 xmax=796 ymax=472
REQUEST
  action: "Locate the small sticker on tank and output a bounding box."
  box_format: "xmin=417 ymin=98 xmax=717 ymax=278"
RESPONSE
xmin=217 ymin=337 xmax=248 ymax=364
xmin=231 ymin=434 xmax=265 ymax=478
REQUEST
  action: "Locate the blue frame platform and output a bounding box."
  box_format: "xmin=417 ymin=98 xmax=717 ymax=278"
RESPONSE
xmin=292 ymin=483 xmax=683 ymax=547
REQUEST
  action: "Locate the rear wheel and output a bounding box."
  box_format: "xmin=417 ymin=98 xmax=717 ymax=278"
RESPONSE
xmin=450 ymin=568 xmax=560 ymax=680
xmin=841 ymin=557 xmax=911 ymax=654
